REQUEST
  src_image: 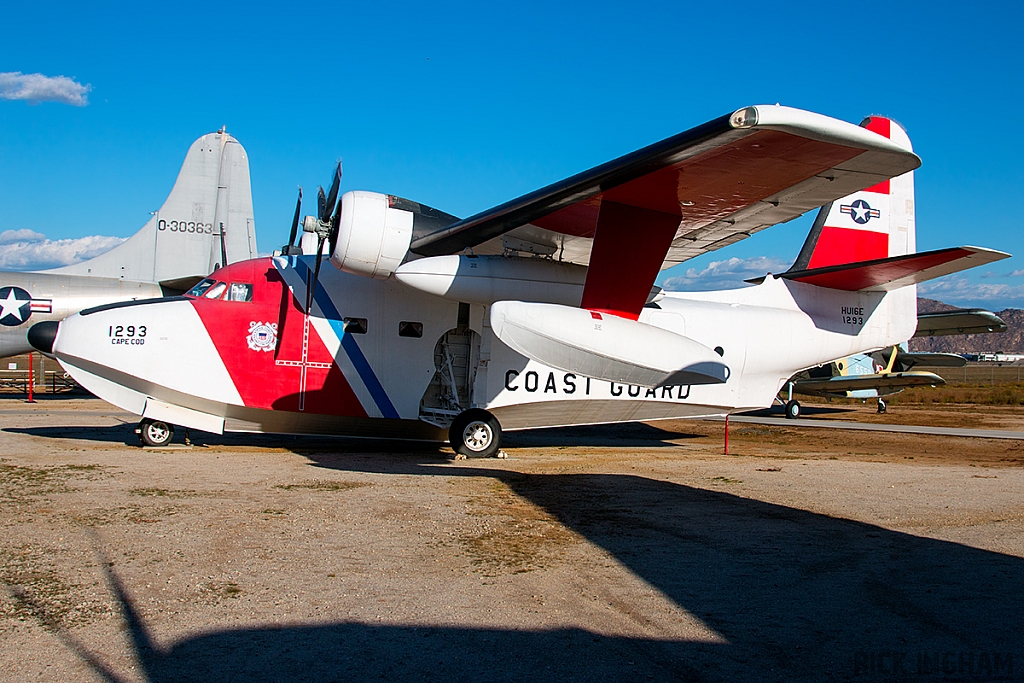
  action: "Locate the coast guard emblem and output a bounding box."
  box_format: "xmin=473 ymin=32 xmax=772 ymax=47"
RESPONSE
xmin=247 ymin=321 xmax=278 ymax=352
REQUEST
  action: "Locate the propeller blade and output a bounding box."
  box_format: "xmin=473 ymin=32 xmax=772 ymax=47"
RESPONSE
xmin=317 ymin=186 xmax=326 ymax=226
xmin=306 ymin=235 xmax=327 ymax=315
xmin=287 ymin=187 xmax=302 ymax=249
xmin=329 ymin=179 xmax=344 ymax=254
xmin=322 ymin=162 xmax=342 ymax=224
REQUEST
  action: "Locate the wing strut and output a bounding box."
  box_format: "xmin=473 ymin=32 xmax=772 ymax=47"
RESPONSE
xmin=581 ymin=202 xmax=679 ymax=319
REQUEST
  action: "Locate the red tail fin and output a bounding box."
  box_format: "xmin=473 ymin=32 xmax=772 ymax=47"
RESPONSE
xmin=790 ymin=116 xmax=915 ymax=271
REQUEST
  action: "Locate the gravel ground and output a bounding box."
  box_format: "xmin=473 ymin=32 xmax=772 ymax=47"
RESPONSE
xmin=1 ymin=397 xmax=1022 ymax=682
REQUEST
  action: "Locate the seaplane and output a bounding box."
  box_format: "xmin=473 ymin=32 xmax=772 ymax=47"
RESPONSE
xmin=34 ymin=105 xmax=1009 ymax=454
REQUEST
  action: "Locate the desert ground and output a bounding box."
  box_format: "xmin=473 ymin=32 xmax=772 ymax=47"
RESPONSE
xmin=1 ymin=396 xmax=1022 ymax=682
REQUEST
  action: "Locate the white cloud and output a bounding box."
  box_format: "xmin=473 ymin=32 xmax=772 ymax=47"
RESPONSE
xmin=1009 ymin=269 xmax=1024 ymax=277
xmin=0 ymin=229 xmax=45 ymax=245
xmin=661 ymin=256 xmax=793 ymax=292
xmin=0 ymin=71 xmax=91 ymax=106
xmin=918 ymin=275 xmax=1024 ymax=310
xmin=0 ymin=230 xmax=124 ymax=270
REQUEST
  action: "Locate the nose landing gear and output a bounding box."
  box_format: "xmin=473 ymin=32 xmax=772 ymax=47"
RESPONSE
xmin=137 ymin=418 xmax=174 ymax=447
xmin=785 ymin=400 xmax=801 ymax=419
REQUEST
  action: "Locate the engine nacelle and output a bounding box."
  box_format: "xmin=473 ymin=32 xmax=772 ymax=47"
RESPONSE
xmin=331 ymin=191 xmax=413 ymax=279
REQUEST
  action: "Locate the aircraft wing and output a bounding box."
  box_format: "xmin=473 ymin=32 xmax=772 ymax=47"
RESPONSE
xmin=409 ymin=105 xmax=919 ymax=319
xmin=896 ymin=351 xmax=966 ymax=368
xmin=793 ymin=371 xmax=945 ymax=396
xmin=914 ymin=309 xmax=1007 ymax=337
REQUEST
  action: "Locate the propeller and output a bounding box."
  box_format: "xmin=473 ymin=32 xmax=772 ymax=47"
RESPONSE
xmin=281 ymin=188 xmax=303 ymax=255
xmin=303 ymin=162 xmax=343 ymax=315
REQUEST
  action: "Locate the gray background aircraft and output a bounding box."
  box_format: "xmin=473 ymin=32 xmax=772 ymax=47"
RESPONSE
xmin=0 ymin=130 xmax=257 ymax=358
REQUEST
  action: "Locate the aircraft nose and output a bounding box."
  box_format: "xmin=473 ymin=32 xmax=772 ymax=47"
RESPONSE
xmin=28 ymin=321 xmax=59 ymax=354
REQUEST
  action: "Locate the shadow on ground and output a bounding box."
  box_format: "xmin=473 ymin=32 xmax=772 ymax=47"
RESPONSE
xmin=5 ymin=419 xmax=705 ymax=451
xmin=27 ymin=451 xmax=1021 ymax=683
xmin=742 ymin=404 xmax=857 ymax=418
xmin=4 ymin=424 xmax=140 ymax=446
xmin=504 ymin=420 xmax=702 ymax=448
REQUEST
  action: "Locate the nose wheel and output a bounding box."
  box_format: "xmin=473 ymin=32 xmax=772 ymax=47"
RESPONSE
xmin=785 ymin=400 xmax=801 ymax=419
xmin=137 ymin=418 xmax=174 ymax=447
xmin=877 ymin=398 xmax=887 ymax=414
xmin=448 ymin=409 xmax=502 ymax=458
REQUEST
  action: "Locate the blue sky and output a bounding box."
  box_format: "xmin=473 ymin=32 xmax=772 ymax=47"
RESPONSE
xmin=1 ymin=1 xmax=1022 ymax=307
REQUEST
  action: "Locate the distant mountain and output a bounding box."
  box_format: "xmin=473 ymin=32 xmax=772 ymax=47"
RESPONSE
xmin=910 ymin=298 xmax=1024 ymax=353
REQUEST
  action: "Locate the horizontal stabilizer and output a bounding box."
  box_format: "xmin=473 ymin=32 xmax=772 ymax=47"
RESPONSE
xmin=794 ymin=371 xmax=945 ymax=395
xmin=490 ymin=301 xmax=728 ymax=387
xmin=914 ymin=309 xmax=1007 ymax=337
xmin=777 ymin=246 xmax=1009 ymax=291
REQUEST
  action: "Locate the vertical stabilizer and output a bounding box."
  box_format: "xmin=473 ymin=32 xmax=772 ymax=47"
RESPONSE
xmin=790 ymin=116 xmax=915 ymax=270
xmin=45 ymin=130 xmax=257 ymax=289
xmin=785 ymin=116 xmax=918 ymax=345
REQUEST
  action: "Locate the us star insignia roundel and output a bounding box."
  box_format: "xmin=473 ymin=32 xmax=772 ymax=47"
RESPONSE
xmin=246 ymin=321 xmax=278 ymax=352
xmin=840 ymin=199 xmax=881 ymax=225
xmin=0 ymin=287 xmax=33 ymax=327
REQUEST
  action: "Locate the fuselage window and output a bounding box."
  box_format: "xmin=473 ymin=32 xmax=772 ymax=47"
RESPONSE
xmin=343 ymin=317 xmax=367 ymax=334
xmin=228 ymin=283 xmax=253 ymax=302
xmin=204 ymin=282 xmax=228 ymax=299
xmin=398 ymin=321 xmax=423 ymax=338
xmin=187 ymin=278 xmax=216 ymax=297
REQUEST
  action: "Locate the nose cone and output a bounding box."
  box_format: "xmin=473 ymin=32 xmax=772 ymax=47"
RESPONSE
xmin=27 ymin=321 xmax=59 ymax=354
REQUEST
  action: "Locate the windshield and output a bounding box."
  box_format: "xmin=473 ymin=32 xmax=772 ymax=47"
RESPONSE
xmin=187 ymin=278 xmax=216 ymax=297
xmin=204 ymin=282 xmax=227 ymax=299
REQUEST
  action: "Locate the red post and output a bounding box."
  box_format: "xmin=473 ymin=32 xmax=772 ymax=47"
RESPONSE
xmin=724 ymin=414 xmax=729 ymax=455
xmin=26 ymin=352 xmax=36 ymax=403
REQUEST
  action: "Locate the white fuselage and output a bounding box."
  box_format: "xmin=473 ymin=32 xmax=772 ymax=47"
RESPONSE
xmin=52 ymin=256 xmax=915 ymax=437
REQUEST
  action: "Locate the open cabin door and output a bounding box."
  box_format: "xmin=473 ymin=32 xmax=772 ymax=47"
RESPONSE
xmin=419 ymin=303 xmax=482 ymax=427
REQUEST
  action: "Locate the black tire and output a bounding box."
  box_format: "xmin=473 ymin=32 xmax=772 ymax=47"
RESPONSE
xmin=877 ymin=398 xmax=887 ymax=414
xmin=139 ymin=419 xmax=174 ymax=447
xmin=785 ymin=400 xmax=801 ymax=420
xmin=449 ymin=409 xmax=502 ymax=458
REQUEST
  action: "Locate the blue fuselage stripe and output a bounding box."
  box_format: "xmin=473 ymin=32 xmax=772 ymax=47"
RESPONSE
xmin=290 ymin=258 xmax=399 ymax=419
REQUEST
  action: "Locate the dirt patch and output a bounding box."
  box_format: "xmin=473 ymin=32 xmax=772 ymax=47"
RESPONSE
xmin=0 ymin=461 xmax=109 ymax=504
xmin=274 ymin=480 xmax=370 ymax=492
xmin=0 ymin=545 xmax=110 ymax=632
xmin=460 ymin=477 xmax=582 ymax=576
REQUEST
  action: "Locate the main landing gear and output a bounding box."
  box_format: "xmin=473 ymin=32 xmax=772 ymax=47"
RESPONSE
xmin=877 ymin=398 xmax=887 ymax=414
xmin=137 ymin=418 xmax=174 ymax=447
xmin=448 ymin=409 xmax=502 ymax=458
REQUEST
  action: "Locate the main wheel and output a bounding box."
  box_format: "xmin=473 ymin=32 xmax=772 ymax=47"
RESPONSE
xmin=877 ymin=398 xmax=887 ymax=414
xmin=138 ymin=419 xmax=174 ymax=447
xmin=785 ymin=400 xmax=801 ymax=419
xmin=449 ymin=409 xmax=502 ymax=458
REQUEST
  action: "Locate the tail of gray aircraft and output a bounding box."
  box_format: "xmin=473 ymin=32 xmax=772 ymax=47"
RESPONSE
xmin=44 ymin=129 xmax=257 ymax=291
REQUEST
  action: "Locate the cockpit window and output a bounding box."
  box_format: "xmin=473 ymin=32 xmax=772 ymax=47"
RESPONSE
xmin=187 ymin=278 xmax=216 ymax=297
xmin=228 ymin=283 xmax=253 ymax=302
xmin=204 ymin=282 xmax=228 ymax=299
